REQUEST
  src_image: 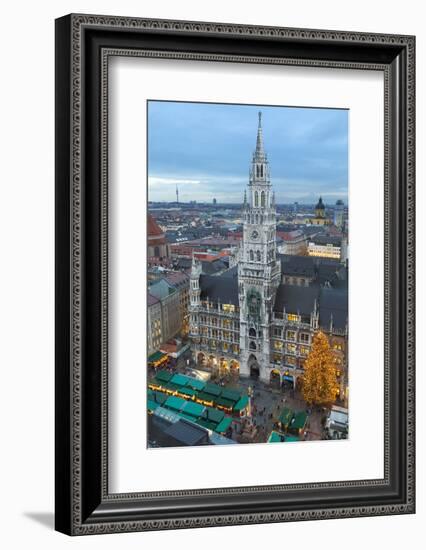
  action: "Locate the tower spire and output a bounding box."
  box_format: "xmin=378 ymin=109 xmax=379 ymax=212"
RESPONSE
xmin=254 ymin=111 xmax=266 ymax=161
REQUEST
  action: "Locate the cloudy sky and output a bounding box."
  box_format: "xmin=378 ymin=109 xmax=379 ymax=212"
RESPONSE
xmin=147 ymin=101 xmax=348 ymax=204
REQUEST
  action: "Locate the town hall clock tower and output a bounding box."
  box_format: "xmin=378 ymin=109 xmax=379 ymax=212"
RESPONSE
xmin=238 ymin=113 xmax=281 ymax=382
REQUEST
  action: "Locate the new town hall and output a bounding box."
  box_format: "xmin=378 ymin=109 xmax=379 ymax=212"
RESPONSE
xmin=189 ymin=114 xmax=348 ymax=394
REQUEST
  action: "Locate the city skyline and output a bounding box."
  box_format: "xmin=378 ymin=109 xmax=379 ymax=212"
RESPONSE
xmin=148 ymin=101 xmax=348 ymax=204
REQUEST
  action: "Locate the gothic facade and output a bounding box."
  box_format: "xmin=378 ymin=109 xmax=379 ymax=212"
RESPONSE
xmin=189 ymin=114 xmax=348 ymax=394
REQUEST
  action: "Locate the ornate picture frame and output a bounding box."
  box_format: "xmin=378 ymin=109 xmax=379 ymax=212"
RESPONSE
xmin=55 ymin=14 xmax=415 ymax=535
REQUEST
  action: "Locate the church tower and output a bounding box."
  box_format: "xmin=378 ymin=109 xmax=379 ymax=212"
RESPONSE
xmin=238 ymin=112 xmax=281 ymax=382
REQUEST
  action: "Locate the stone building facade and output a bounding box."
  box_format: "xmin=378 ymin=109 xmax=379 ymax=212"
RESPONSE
xmin=189 ymin=114 xmax=348 ymax=396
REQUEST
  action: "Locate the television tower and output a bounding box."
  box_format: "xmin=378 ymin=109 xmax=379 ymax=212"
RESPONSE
xmin=176 ymin=184 xmax=179 ymax=204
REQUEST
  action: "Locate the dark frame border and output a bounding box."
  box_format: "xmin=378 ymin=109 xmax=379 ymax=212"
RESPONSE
xmin=55 ymin=14 xmax=415 ymax=535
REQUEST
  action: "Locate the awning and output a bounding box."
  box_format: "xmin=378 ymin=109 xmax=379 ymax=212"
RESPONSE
xmin=233 ymin=395 xmax=249 ymax=412
xmin=195 ymin=391 xmax=215 ymax=403
xmin=221 ymin=388 xmax=241 ymax=403
xmin=182 ymin=401 xmax=205 ymax=418
xmin=148 ymin=351 xmax=168 ymax=364
xmin=215 ymin=397 xmax=235 ymax=409
xmin=290 ymin=411 xmax=308 ymax=431
xmin=147 ymin=399 xmax=160 ymax=412
xmin=215 ymin=417 xmax=233 ymax=433
xmin=268 ymin=431 xmax=285 ymax=443
xmin=186 ymin=378 xmax=205 ymax=391
xmin=155 ymin=370 xmax=173 ymax=383
xmin=178 ymin=387 xmax=197 ymax=398
xmin=203 ymin=407 xmax=225 ymax=423
xmin=204 ymin=383 xmax=222 ymax=397
xmin=164 ymin=395 xmax=186 ymax=412
xmin=170 ymin=373 xmax=189 ymax=387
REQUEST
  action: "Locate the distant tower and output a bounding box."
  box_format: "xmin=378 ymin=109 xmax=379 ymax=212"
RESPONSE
xmin=334 ymin=199 xmax=345 ymax=229
xmin=176 ymin=185 xmax=179 ymax=204
xmin=315 ymin=197 xmax=325 ymax=219
xmin=213 ymin=198 xmax=217 ymax=205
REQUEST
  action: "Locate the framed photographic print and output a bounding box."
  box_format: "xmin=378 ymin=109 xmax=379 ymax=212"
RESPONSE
xmin=55 ymin=14 xmax=415 ymax=535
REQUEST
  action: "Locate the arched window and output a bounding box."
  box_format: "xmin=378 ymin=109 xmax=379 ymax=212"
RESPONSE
xmin=249 ymin=327 xmax=257 ymax=338
xmin=257 ymin=250 xmax=261 ymax=262
xmin=260 ymin=164 xmax=263 ymax=177
xmin=256 ymin=165 xmax=259 ymax=177
xmin=249 ymin=250 xmax=254 ymax=261
xmin=254 ymin=191 xmax=259 ymax=207
xmin=261 ymin=191 xmax=266 ymax=207
xmin=249 ymin=341 xmax=257 ymax=350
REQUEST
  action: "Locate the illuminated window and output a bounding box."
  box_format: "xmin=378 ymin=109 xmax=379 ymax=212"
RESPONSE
xmin=287 ymin=313 xmax=299 ymax=322
xmin=285 ymin=356 xmax=297 ymax=366
xmin=300 ymin=346 xmax=310 ymax=356
xmin=222 ymin=304 xmax=235 ymax=313
xmin=286 ymin=343 xmax=297 ymax=354
xmin=333 ymin=343 xmax=343 ymax=350
xmin=286 ymin=330 xmax=296 ymax=341
xmin=274 ymin=341 xmax=283 ymax=350
xmin=273 ymin=353 xmax=281 ymax=363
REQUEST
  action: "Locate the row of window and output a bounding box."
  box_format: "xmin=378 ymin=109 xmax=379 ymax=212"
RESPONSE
xmin=273 ymin=328 xmax=310 ymax=341
xmin=199 ymin=328 xmax=239 ymax=342
xmin=199 ymin=302 xmax=238 ymax=314
xmin=199 ymin=338 xmax=240 ymax=354
xmin=197 ymin=316 xmax=239 ymax=330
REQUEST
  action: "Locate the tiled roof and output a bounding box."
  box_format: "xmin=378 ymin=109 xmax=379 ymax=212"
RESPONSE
xmin=274 ymin=284 xmax=319 ymax=316
xmin=319 ymin=287 xmax=348 ymax=330
xmin=200 ymin=271 xmax=239 ymax=306
xmin=149 ymin=278 xmax=176 ymax=301
xmin=147 ymin=213 xmax=164 ymax=237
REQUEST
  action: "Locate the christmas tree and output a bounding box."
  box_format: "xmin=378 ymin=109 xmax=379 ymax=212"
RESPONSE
xmin=302 ymin=331 xmax=339 ymax=406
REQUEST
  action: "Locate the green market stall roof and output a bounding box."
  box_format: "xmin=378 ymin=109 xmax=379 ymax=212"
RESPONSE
xmin=186 ymin=378 xmax=205 ymax=391
xmin=289 ymin=411 xmax=308 ymax=431
xmin=233 ymin=395 xmax=249 ymax=412
xmin=203 ymin=407 xmax=225 ymax=423
xmin=215 ymin=417 xmax=233 ymax=433
xmin=164 ymin=395 xmax=186 ymax=412
xmin=150 ymin=372 xmax=249 ymax=415
xmin=221 ymin=388 xmax=241 ymax=402
xmin=268 ymin=431 xmax=286 ymax=443
xmin=155 ymin=370 xmax=172 ymax=383
xmin=182 ymin=401 xmax=205 ymax=418
xmin=170 ymin=373 xmax=189 ymax=387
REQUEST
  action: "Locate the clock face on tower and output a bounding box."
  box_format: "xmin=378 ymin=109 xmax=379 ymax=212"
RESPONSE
xmin=251 ymin=230 xmax=259 ymax=240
